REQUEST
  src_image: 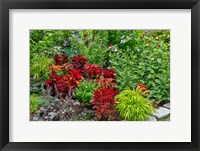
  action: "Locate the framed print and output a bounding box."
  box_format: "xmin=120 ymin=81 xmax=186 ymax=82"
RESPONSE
xmin=0 ymin=0 xmax=200 ymax=151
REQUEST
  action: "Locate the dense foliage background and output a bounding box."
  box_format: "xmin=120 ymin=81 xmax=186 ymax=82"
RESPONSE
xmin=30 ymin=30 xmax=170 ymax=104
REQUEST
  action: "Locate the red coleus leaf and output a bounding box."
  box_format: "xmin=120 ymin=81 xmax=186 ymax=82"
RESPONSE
xmin=136 ymin=83 xmax=147 ymax=89
xmin=70 ymin=70 xmax=83 ymax=80
xmin=90 ymin=87 xmax=118 ymax=120
xmin=45 ymin=68 xmax=83 ymax=98
xmin=99 ymin=78 xmax=116 ymax=88
xmin=84 ymin=64 xmax=103 ymax=79
xmin=102 ymin=68 xmax=116 ymax=79
xmin=136 ymin=83 xmax=151 ymax=96
xmin=54 ymin=54 xmax=68 ymax=65
xmin=45 ymin=79 xmax=53 ymax=84
xmin=70 ymin=54 xmax=88 ymax=71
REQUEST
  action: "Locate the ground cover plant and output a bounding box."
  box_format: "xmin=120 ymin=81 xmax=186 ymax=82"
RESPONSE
xmin=30 ymin=29 xmax=170 ymax=121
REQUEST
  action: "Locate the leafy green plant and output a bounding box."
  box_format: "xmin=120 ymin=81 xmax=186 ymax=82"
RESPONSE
xmin=30 ymin=94 xmax=40 ymax=113
xmin=30 ymin=30 xmax=72 ymax=56
xmin=115 ymin=89 xmax=155 ymax=121
xmin=38 ymin=96 xmax=51 ymax=107
xmin=75 ymin=81 xmax=97 ymax=107
xmin=30 ymin=53 xmax=53 ymax=80
xmin=109 ymin=30 xmax=170 ymax=103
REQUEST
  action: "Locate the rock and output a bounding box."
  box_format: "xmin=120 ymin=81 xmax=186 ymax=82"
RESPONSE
xmin=147 ymin=116 xmax=157 ymax=121
xmin=163 ymin=103 xmax=170 ymax=109
xmin=153 ymin=107 xmax=170 ymax=119
xmin=33 ymin=116 xmax=39 ymax=121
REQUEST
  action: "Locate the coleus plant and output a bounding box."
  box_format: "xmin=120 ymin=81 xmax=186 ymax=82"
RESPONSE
xmin=98 ymin=78 xmax=117 ymax=88
xmin=84 ymin=64 xmax=103 ymax=79
xmin=136 ymin=83 xmax=150 ymax=95
xmin=45 ymin=69 xmax=83 ymax=99
xmin=54 ymin=54 xmax=68 ymax=65
xmin=90 ymin=87 xmax=119 ymax=120
xmin=70 ymin=54 xmax=88 ymax=72
xmin=102 ymin=68 xmax=116 ymax=79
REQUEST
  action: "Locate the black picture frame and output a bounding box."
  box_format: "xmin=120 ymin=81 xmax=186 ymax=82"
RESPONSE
xmin=0 ymin=0 xmax=200 ymax=151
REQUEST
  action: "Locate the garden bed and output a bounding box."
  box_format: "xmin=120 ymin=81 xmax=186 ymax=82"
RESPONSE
xmin=30 ymin=30 xmax=170 ymax=121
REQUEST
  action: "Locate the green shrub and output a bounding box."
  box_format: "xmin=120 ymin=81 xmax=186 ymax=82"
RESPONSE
xmin=75 ymin=81 xmax=97 ymax=107
xmin=30 ymin=53 xmax=53 ymax=80
xmin=30 ymin=94 xmax=40 ymax=113
xmin=115 ymin=89 xmax=155 ymax=121
xmin=30 ymin=30 xmax=72 ymax=56
xmin=109 ymin=30 xmax=170 ymax=103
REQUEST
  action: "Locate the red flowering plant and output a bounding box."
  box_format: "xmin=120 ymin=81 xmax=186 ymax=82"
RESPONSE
xmin=84 ymin=64 xmax=103 ymax=79
xmin=70 ymin=54 xmax=88 ymax=72
xmin=102 ymin=68 xmax=116 ymax=79
xmin=54 ymin=54 xmax=68 ymax=65
xmin=90 ymin=87 xmax=119 ymax=120
xmin=136 ymin=83 xmax=150 ymax=96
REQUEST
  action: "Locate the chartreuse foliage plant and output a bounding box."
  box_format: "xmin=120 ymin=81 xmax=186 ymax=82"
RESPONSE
xmin=30 ymin=94 xmax=40 ymax=114
xmin=75 ymin=81 xmax=97 ymax=107
xmin=115 ymin=89 xmax=155 ymax=121
xmin=30 ymin=53 xmax=53 ymax=80
xmin=30 ymin=94 xmax=49 ymax=114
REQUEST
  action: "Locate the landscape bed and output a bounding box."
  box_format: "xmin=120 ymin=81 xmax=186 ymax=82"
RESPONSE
xmin=30 ymin=30 xmax=170 ymax=121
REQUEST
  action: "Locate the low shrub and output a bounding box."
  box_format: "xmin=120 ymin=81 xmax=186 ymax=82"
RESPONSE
xmin=115 ymin=89 xmax=155 ymax=121
xmin=75 ymin=81 xmax=97 ymax=107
